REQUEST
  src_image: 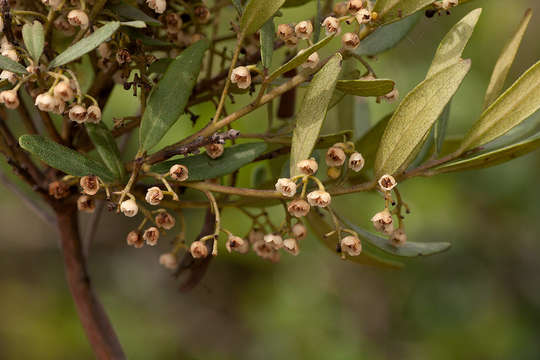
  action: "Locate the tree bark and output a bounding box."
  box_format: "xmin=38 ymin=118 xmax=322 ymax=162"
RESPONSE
xmin=56 ymin=203 xmax=126 ymax=360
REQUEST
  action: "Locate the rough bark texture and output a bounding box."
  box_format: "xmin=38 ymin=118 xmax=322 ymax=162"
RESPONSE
xmin=56 ymin=204 xmax=126 ymax=360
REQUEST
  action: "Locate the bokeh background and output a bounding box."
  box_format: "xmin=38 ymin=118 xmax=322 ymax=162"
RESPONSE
xmin=2 ymin=0 xmax=540 ymax=358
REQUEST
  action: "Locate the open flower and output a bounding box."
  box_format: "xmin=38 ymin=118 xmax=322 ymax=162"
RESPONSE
xmin=342 ymin=32 xmax=360 ymax=49
xmin=143 ymin=227 xmax=160 ymax=246
xmin=322 ymin=17 xmax=340 ymax=35
xmin=86 ymin=105 xmax=102 ymax=123
xmin=295 ymin=20 xmax=313 ymax=39
xmin=77 ymin=195 xmax=95 ymax=213
xmin=378 ymin=174 xmax=397 ymax=191
xmin=264 ymin=233 xmax=283 ymax=250
xmin=126 ymin=231 xmax=143 ymax=248
xmin=146 ymin=0 xmax=166 ymax=13
xmin=371 ymin=209 xmax=394 ymax=235
xmin=80 ymin=175 xmax=99 ymax=195
xmin=230 ymin=66 xmax=251 ymax=89
xmin=69 ymin=105 xmax=87 ymax=123
xmin=301 ymin=52 xmax=320 ymax=69
xmin=283 ymin=238 xmax=300 ymax=256
xmin=67 ymin=10 xmax=89 ymax=29
xmin=205 ymin=143 xmax=224 ymax=159
xmin=226 ymin=235 xmax=249 ymax=254
xmin=120 ymin=199 xmax=138 ymax=217
xmin=277 ymin=24 xmax=294 ymax=40
xmin=297 ymin=158 xmax=318 ymax=175
xmin=307 ymin=190 xmax=331 ymax=207
xmin=0 ymin=90 xmax=19 ymax=109
xmin=275 ymin=178 xmax=297 ymax=197
xmin=326 ymin=146 xmax=346 ymax=167
xmin=145 ymin=186 xmax=164 ymax=205
xmin=341 ymin=235 xmax=362 ymax=256
xmin=169 ymin=164 xmax=189 ymax=181
xmin=291 ymin=223 xmax=307 ymax=240
xmin=347 ymin=0 xmax=364 ymax=14
xmin=155 ymin=212 xmax=175 ymax=230
xmin=390 ymin=228 xmax=407 ymax=247
xmin=287 ymin=199 xmax=310 ymax=218
xmin=190 ymin=241 xmax=209 ymax=258
xmin=348 ymin=152 xmax=365 ymax=172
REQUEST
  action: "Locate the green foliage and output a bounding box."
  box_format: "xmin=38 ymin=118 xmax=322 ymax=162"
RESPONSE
xmin=22 ymin=21 xmax=44 ymax=63
xmin=260 ymin=17 xmax=276 ymax=69
xmin=290 ymin=54 xmax=342 ymax=176
xmin=240 ymin=0 xmax=286 ymax=35
xmin=109 ymin=2 xmax=162 ymax=26
xmin=85 ymin=123 xmax=126 ymax=181
xmin=139 ymin=39 xmax=209 ymax=152
xmin=19 ymin=135 xmax=115 ymax=182
xmin=0 ymin=56 xmax=28 ymax=74
xmin=335 ymin=79 xmax=395 ymax=97
xmin=373 ymin=0 xmax=433 ymax=25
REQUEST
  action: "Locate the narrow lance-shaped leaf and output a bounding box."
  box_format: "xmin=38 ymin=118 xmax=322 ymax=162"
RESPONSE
xmin=139 ymin=39 xmax=209 ymax=151
xmin=109 ymin=2 xmax=162 ymax=26
xmin=355 ymin=114 xmax=391 ymax=172
xmin=22 ymin=21 xmax=45 ymax=63
xmin=434 ymin=101 xmax=452 ymax=156
xmin=483 ymin=9 xmax=532 ymax=110
xmin=336 ymin=79 xmax=395 ymax=97
xmin=460 ymin=60 xmax=540 ymax=151
xmin=260 ymin=17 xmax=275 ymax=69
xmin=152 ymin=143 xmax=267 ymax=181
xmin=426 ymin=8 xmax=481 ymax=78
xmin=374 ymin=59 xmax=471 ymax=177
xmin=49 ymin=22 xmax=120 ymax=68
xmin=290 ymin=54 xmax=342 ymax=176
xmin=240 ymin=0 xmax=286 ymax=36
xmin=313 ymin=0 xmax=322 ymax=43
xmin=0 ymin=55 xmax=28 ymax=74
xmin=86 ymin=123 xmax=126 ymax=181
xmin=373 ymin=0 xmax=433 ymax=25
xmin=19 ymin=135 xmax=115 ymax=182
xmin=267 ymin=35 xmax=334 ymax=82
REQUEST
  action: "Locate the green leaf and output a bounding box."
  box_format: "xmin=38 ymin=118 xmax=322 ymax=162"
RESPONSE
xmin=109 ymin=2 xmax=161 ymax=26
xmin=434 ymin=101 xmax=452 ymax=156
xmin=355 ymin=13 xmax=420 ymax=56
xmin=240 ymin=0 xmax=286 ymax=36
xmin=260 ymin=17 xmax=275 ymax=69
xmin=313 ymin=0 xmax=322 ymax=43
xmin=85 ymin=123 xmax=126 ymax=181
xmin=290 ymin=54 xmax=342 ymax=176
xmin=341 ymin=217 xmax=452 ymax=257
xmin=120 ymin=20 xmax=147 ymax=28
xmin=231 ymin=0 xmax=243 ymax=14
xmin=0 ymin=55 xmax=28 ymax=74
xmin=305 ymin=211 xmax=404 ymax=268
xmin=49 ymin=22 xmax=120 ymax=68
xmin=436 ymin=132 xmax=540 ymax=174
xmin=147 ymin=58 xmax=173 ymax=74
xmin=426 ymin=8 xmax=481 ymax=78
xmin=151 ymin=143 xmax=268 ymax=181
xmin=19 ymin=135 xmax=114 ymax=182
xmin=336 ymin=79 xmax=395 ymax=97
xmin=374 ymin=59 xmax=471 ymax=177
xmin=267 ymin=35 xmax=334 ymax=83
xmin=483 ymin=9 xmax=532 ymax=110
xmin=140 ymin=39 xmax=209 ymax=152
xmin=122 ymin=28 xmax=172 ymax=47
xmin=22 ymin=21 xmax=45 ymax=63
xmin=373 ymin=0 xmax=433 ymax=25
xmin=355 ymin=114 xmax=391 ymax=172
xmin=283 ymin=0 xmax=313 ymax=7
xmin=460 ymin=60 xmax=540 ymax=151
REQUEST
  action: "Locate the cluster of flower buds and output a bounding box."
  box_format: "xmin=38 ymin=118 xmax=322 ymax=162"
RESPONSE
xmin=276 ymin=20 xmax=321 ymax=70
xmin=126 ymin=209 xmax=176 ymax=250
xmin=74 ymin=175 xmax=101 ymax=213
xmin=324 ymin=142 xmax=365 ymax=179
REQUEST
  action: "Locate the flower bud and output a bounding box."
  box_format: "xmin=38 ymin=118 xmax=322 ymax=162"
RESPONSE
xmin=146 ymin=0 xmax=166 ymax=14
xmin=126 ymin=231 xmax=143 ymax=248
xmin=69 ymin=105 xmax=87 ymax=123
xmin=322 ymin=17 xmax=340 ymax=35
xmin=390 ymin=228 xmax=407 ymax=247
xmin=326 ymin=146 xmax=346 ymax=167
xmin=159 ymin=253 xmax=178 ymax=269
xmin=284 ymin=36 xmax=299 ymax=47
xmin=190 ymin=240 xmax=209 ymax=258
xmin=283 ymin=238 xmax=300 ymax=256
xmin=341 ymin=235 xmax=362 ymax=256
xmin=143 ymin=227 xmax=160 ymax=246
xmin=275 ymin=178 xmax=297 ymax=197
xmin=295 ymin=20 xmax=313 ymax=39
xmin=205 ymin=143 xmax=224 ymax=159
xmin=347 ymin=0 xmax=364 ymax=14
xmin=264 ymin=233 xmax=283 ymax=250
xmin=165 ymin=13 xmax=182 ymax=33
xmin=291 ymin=223 xmax=307 ymax=240
xmin=327 ymin=166 xmax=341 ymax=179
xmin=67 ymin=10 xmax=89 ymax=29
xmin=355 ymin=8 xmax=372 ymax=24
xmin=348 ymin=152 xmax=365 ymax=172
xmin=80 ymin=175 xmax=99 ymax=195
xmin=371 ymin=209 xmax=394 ymax=235
xmin=378 ymin=174 xmax=397 ymax=191
xmin=277 ymin=24 xmax=294 ymax=40
xmin=85 ymin=105 xmax=101 ymax=123
xmin=35 ymin=93 xmax=56 ymax=112
xmin=334 ymin=1 xmax=349 ymax=16
xmin=226 ymin=235 xmax=249 ymax=254
xmin=49 ymin=181 xmax=70 ymax=199
xmin=155 ymin=212 xmax=175 ymax=230
xmin=0 ymin=90 xmax=19 ymax=109
xmin=307 ymin=190 xmax=331 ymax=208
xmin=0 ymin=70 xmax=17 ymax=84
xmin=296 ymin=158 xmax=318 ymax=175
xmin=342 ymin=32 xmax=360 ymax=49
xmin=301 ymin=52 xmax=319 ymax=69
xmin=120 ymin=199 xmax=138 ymax=217
xmin=194 ymin=6 xmax=211 ymax=24
xmin=145 ymin=186 xmax=164 ymax=205
xmin=230 ymin=66 xmax=251 ymax=89
xmin=248 ymin=229 xmax=264 ymax=244
xmin=287 ymin=199 xmax=310 ymax=218
xmin=252 ymin=240 xmax=281 ymax=262
xmin=77 ymin=195 xmax=95 ymax=213
xmin=169 ymin=164 xmax=189 ymax=181
xmin=53 ymin=80 xmax=73 ymax=101
xmin=383 ymin=88 xmax=399 ymax=103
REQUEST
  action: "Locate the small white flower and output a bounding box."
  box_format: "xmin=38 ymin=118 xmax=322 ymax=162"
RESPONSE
xmin=120 ymin=199 xmax=138 ymax=217
xmin=53 ymin=81 xmax=74 ymax=102
xmin=51 ymin=97 xmax=65 ymax=115
xmin=347 ymin=0 xmax=364 ymax=14
xmin=390 ymin=228 xmax=407 ymax=247
xmin=159 ymin=253 xmax=178 ymax=269
xmin=69 ymin=105 xmax=87 ymax=123
xmin=145 ymin=186 xmax=163 ymax=205
xmin=287 ymin=199 xmax=310 ymax=218
xmin=341 ymin=235 xmax=362 ymax=256
xmin=264 ymin=234 xmax=283 ymax=250
xmin=277 ymin=24 xmax=294 ymax=40
xmin=143 ymin=227 xmax=160 ymax=246
xmin=1 ymin=49 xmax=18 ymax=62
xmin=226 ymin=235 xmax=249 ymax=254
xmin=348 ymin=152 xmax=365 ymax=172
xmin=86 ymin=105 xmax=101 ymax=123
xmin=0 ymin=70 xmax=16 ymax=84
xmin=307 ymin=190 xmax=331 ymax=208
xmin=325 ymin=146 xmax=346 ymax=167
xmin=283 ymin=238 xmax=300 ymax=256
xmin=146 ymin=0 xmax=166 ymax=14
xmin=322 ymin=17 xmax=340 ymax=35
xmin=342 ymin=32 xmax=360 ymax=49
xmin=190 ymin=241 xmax=209 ymax=258
xmin=155 ymin=212 xmax=176 ymax=230
xmin=301 ymin=52 xmax=319 ymax=69
xmin=291 ymin=223 xmax=307 ymax=240
xmin=205 ymin=143 xmax=224 ymax=159
xmin=230 ymin=66 xmax=251 ymax=89
xmin=295 ymin=20 xmax=313 ymax=39
xmin=169 ymin=164 xmax=189 ymax=181
xmin=0 ymin=90 xmax=19 ymax=109
xmin=355 ymin=8 xmax=372 ymax=24
xmin=35 ymin=93 xmax=56 ymax=112
xmin=371 ymin=209 xmax=394 ymax=235
xmin=80 ymin=175 xmax=99 ymax=195
xmin=275 ymin=178 xmax=297 ymax=197
xmin=297 ymin=158 xmax=318 ymax=175
xmin=67 ymin=10 xmax=89 ymax=29
xmin=378 ymin=174 xmax=397 ymax=191
xmin=383 ymin=88 xmax=399 ymax=103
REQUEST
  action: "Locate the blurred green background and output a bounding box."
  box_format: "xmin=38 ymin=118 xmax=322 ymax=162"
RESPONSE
xmin=2 ymin=0 xmax=540 ymax=359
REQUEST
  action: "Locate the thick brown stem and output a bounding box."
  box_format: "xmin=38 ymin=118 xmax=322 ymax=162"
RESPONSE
xmin=55 ymin=204 xmax=126 ymax=360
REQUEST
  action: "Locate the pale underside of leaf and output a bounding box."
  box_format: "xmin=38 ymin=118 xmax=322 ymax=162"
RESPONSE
xmin=0 ymin=55 xmax=28 ymax=74
xmin=290 ymin=54 xmax=342 ymax=176
xmin=374 ymin=59 xmax=471 ymax=177
xmin=483 ymin=9 xmax=532 ymax=110
xmin=86 ymin=123 xmax=126 ymax=181
xmin=373 ymin=0 xmax=434 ymax=25
xmin=460 ymin=60 xmax=540 ymax=151
xmin=240 ymin=0 xmax=286 ymax=36
xmin=336 ymin=79 xmax=395 ymax=97
xmin=22 ymin=21 xmax=45 ymax=63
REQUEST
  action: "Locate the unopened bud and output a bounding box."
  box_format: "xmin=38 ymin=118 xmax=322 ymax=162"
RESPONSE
xmin=194 ymin=6 xmax=210 ymax=24
xmin=378 ymin=174 xmax=397 ymax=191
xmin=275 ymin=178 xmax=297 ymax=197
xmin=205 ymin=143 xmax=224 ymax=159
xmin=120 ymin=199 xmax=138 ymax=217
xmin=80 ymin=175 xmax=99 ymax=195
xmin=371 ymin=209 xmax=394 ymax=235
xmin=35 ymin=93 xmax=56 ymax=112
xmin=307 ymin=190 xmax=331 ymax=208
xmin=327 ymin=166 xmax=341 ymax=179
xmin=143 ymin=226 xmax=160 ymax=246
xmin=67 ymin=10 xmax=89 ymax=29
xmin=77 ymin=195 xmax=95 ymax=213
xmin=342 ymin=32 xmax=360 ymax=49
xmin=165 ymin=13 xmax=182 ymax=33
xmin=348 ymin=152 xmax=365 ymax=172
xmin=169 ymin=164 xmax=189 ymax=181
xmin=69 ymin=105 xmax=87 ymax=123
xmin=277 ymin=24 xmax=294 ymax=40
xmin=230 ymin=66 xmax=251 ymax=89
xmin=190 ymin=240 xmax=209 ymax=258
xmin=390 ymin=228 xmax=407 ymax=247
xmin=155 ymin=211 xmax=175 ymax=230
xmin=159 ymin=253 xmax=178 ymax=269
xmin=297 ymin=158 xmax=318 ymax=175
xmin=322 ymin=17 xmax=340 ymax=35
xmin=341 ymin=235 xmax=362 ymax=256
xmin=0 ymin=90 xmax=19 ymax=109
xmin=146 ymin=0 xmax=166 ymax=14
xmin=85 ymin=105 xmax=101 ymax=123
xmin=326 ymin=146 xmax=346 ymax=167
xmin=264 ymin=233 xmax=283 ymax=250
xmin=301 ymin=52 xmax=319 ymax=69
xmin=292 ymin=223 xmax=307 ymax=240
xmin=287 ymin=199 xmax=310 ymax=218
xmin=226 ymin=235 xmax=249 ymax=254
xmin=49 ymin=181 xmax=70 ymax=199
xmin=283 ymin=238 xmax=300 ymax=256
xmin=295 ymin=20 xmax=313 ymax=39
xmin=145 ymin=186 xmax=163 ymax=205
